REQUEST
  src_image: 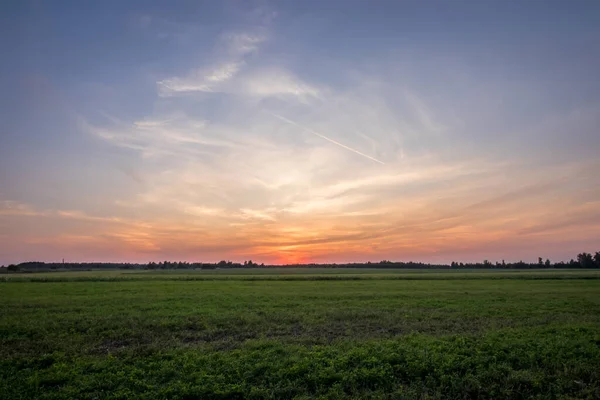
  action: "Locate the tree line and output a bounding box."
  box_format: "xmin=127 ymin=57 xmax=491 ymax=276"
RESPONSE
xmin=2 ymin=251 xmax=600 ymax=272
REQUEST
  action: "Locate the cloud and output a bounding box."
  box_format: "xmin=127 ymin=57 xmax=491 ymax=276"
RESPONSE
xmin=83 ymin=113 xmax=240 ymax=159
xmin=157 ymin=29 xmax=267 ymax=96
xmin=184 ymin=206 xmax=227 ymax=218
xmin=222 ymin=32 xmax=266 ymax=57
xmin=239 ymin=208 xmax=278 ymax=221
xmin=0 ymin=201 xmax=44 ymax=217
xmin=518 ymin=201 xmax=600 ymax=236
xmin=158 ymin=62 xmax=244 ymax=94
xmin=241 ymin=69 xmax=321 ymax=100
xmin=0 ymin=201 xmax=130 ymax=224
xmin=153 ymin=16 xmax=323 ymax=103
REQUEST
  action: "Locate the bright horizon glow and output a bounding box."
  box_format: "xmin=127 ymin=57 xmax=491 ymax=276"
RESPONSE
xmin=1 ymin=1 xmax=600 ymax=265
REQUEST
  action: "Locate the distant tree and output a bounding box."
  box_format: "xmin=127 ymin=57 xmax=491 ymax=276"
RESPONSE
xmin=594 ymin=252 xmax=600 ymax=267
xmin=7 ymin=264 xmax=19 ymax=272
xmin=538 ymin=257 xmax=543 ymax=266
xmin=569 ymin=259 xmax=577 ymax=267
xmin=545 ymin=259 xmax=551 ymax=267
xmin=577 ymin=253 xmax=595 ymax=268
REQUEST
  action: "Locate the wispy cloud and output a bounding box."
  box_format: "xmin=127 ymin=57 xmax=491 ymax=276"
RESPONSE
xmin=242 ymin=69 xmax=321 ymax=100
xmin=0 ymin=201 xmax=44 ymax=217
xmin=158 ymin=62 xmax=244 ymax=94
xmin=222 ymin=32 xmax=266 ymax=57
xmin=157 ymin=29 xmax=267 ymax=96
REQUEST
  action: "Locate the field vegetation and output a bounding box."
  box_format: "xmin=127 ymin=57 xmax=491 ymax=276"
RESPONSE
xmin=2 ymin=269 xmax=600 ymax=399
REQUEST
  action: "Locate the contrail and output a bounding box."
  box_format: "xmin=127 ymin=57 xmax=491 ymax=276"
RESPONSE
xmin=269 ymin=112 xmax=385 ymax=165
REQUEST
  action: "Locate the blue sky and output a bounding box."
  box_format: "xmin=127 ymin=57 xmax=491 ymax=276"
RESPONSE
xmin=1 ymin=0 xmax=599 ymax=265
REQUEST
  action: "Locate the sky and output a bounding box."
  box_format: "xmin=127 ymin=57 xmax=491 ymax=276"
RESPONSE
xmin=1 ymin=0 xmax=600 ymax=265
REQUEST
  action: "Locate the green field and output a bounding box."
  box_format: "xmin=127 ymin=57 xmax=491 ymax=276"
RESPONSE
xmin=2 ymin=270 xmax=600 ymax=399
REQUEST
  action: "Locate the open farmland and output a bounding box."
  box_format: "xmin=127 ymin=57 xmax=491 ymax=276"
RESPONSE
xmin=2 ymin=270 xmax=600 ymax=399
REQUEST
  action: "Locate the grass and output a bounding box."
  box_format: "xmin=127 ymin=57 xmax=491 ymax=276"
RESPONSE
xmin=1 ymin=270 xmax=600 ymax=399
xmin=3 ymin=268 xmax=600 ymax=281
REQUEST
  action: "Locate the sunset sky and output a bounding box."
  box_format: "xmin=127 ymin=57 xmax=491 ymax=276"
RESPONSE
xmin=1 ymin=0 xmax=600 ymax=265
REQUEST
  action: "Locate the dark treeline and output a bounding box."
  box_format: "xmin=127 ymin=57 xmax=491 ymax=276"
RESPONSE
xmin=2 ymin=251 xmax=600 ymax=272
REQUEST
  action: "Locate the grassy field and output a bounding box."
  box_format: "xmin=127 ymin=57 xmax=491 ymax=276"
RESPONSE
xmin=2 ymin=270 xmax=600 ymax=399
